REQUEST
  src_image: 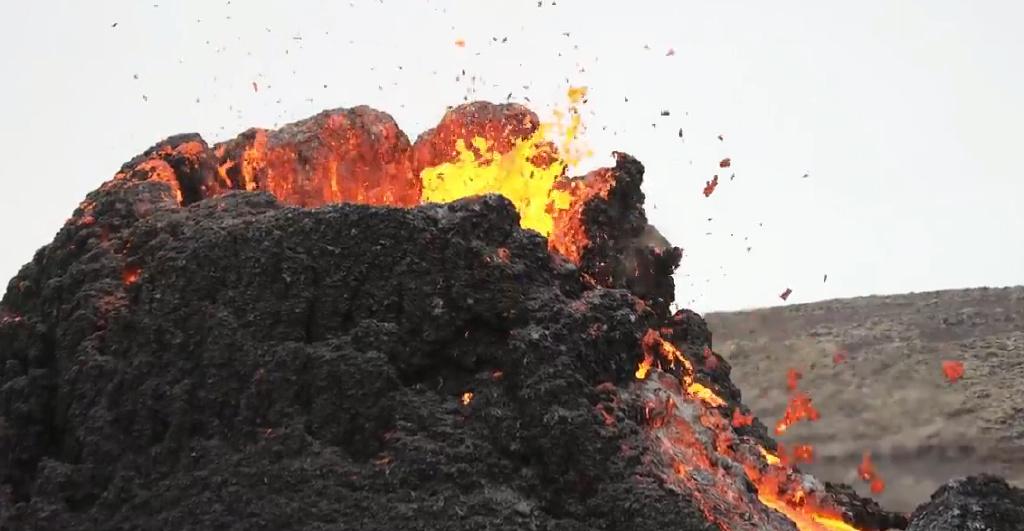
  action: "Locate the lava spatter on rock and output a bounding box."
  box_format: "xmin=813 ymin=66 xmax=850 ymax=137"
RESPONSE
xmin=213 ymin=106 xmax=420 ymax=207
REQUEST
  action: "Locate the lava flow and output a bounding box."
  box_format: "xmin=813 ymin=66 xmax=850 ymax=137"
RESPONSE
xmin=636 ymin=330 xmax=861 ymax=531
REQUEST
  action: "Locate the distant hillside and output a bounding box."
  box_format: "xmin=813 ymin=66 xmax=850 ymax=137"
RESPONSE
xmin=706 ymin=286 xmax=1024 ymax=512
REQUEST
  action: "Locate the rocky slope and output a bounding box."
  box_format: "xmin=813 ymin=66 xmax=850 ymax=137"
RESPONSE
xmin=706 ymin=286 xmax=1024 ymax=513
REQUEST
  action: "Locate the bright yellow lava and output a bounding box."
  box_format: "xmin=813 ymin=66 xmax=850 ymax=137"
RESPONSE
xmin=758 ymin=496 xmax=861 ymax=531
xmin=419 ymin=126 xmax=573 ymax=236
xmin=760 ymin=447 xmax=782 ymax=466
xmin=419 ymin=87 xmax=589 ymax=237
xmin=687 ymin=382 xmax=727 ymax=407
xmin=811 ymin=515 xmax=861 ymax=531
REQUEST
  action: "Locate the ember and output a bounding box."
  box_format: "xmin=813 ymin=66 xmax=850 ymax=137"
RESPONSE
xmin=942 ymin=360 xmax=965 ymax=383
xmin=786 ymin=368 xmax=803 ymax=391
xmin=640 ymin=362 xmax=865 ymax=530
xmin=776 ymin=368 xmax=821 ymax=435
xmin=635 ymin=350 xmax=655 ymax=379
xmin=775 ymin=391 xmax=820 ymax=435
xmin=703 ymin=175 xmax=719 ymax=197
xmin=792 ymin=444 xmax=815 ymax=464
xmin=122 ymin=264 xmax=142 ymax=285
xmin=858 ymin=452 xmax=886 ymax=494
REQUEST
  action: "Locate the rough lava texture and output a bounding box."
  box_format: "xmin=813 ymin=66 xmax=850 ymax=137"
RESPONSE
xmin=906 ymin=475 xmax=1024 ymax=531
xmin=412 ymin=102 xmax=542 ymax=176
xmin=213 ymin=106 xmax=420 ymax=207
xmin=1 ymin=190 xmax=708 ymax=530
xmin=0 ymin=102 xmax=1000 ymax=530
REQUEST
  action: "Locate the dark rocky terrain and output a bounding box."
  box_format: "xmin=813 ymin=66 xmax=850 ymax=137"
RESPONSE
xmin=0 ymin=184 xmax=716 ymax=531
xmin=707 ymin=286 xmax=1024 ymax=513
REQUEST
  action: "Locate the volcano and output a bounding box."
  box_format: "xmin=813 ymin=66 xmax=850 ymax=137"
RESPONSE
xmin=0 ymin=93 xmax=1020 ymax=530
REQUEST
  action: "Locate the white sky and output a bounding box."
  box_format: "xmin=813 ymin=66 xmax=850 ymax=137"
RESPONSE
xmin=1 ymin=0 xmax=1021 ymax=312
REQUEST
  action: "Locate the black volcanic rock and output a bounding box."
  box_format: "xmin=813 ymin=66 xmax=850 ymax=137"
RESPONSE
xmin=0 ymin=184 xmax=720 ymax=530
xmin=907 ymin=475 xmax=1024 ymax=531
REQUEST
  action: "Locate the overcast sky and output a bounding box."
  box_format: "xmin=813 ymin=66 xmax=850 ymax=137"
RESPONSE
xmin=1 ymin=1 xmax=1021 ymax=312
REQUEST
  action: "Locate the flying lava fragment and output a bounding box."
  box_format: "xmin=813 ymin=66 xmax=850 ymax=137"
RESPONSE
xmin=703 ymin=175 xmax=719 ymax=197
xmin=122 ymin=265 xmax=142 ymax=286
xmin=786 ymin=368 xmax=802 ymax=391
xmin=858 ymin=452 xmax=886 ymax=494
xmin=942 ymin=360 xmax=965 ymax=383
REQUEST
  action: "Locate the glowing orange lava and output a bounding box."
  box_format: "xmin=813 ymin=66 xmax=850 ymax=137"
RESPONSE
xmin=108 ymin=88 xmax=614 ymax=266
xmin=635 ymin=350 xmax=655 ymax=380
xmin=775 ymin=391 xmax=820 ymax=435
xmin=858 ymin=452 xmax=886 ymax=494
xmin=786 ymin=368 xmax=802 ymax=391
xmin=214 ymin=108 xmax=420 ymax=208
xmin=637 ymin=330 xmax=862 ymax=531
xmin=638 ymin=329 xmax=727 ymax=409
xmin=942 ymin=360 xmax=965 ymax=383
xmin=122 ymin=265 xmax=142 ymax=286
xmin=775 ymin=371 xmax=821 ymax=436
xmin=419 ymin=86 xmax=597 ymax=258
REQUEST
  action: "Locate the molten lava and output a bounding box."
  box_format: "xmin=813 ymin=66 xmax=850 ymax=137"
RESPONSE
xmin=942 ymin=360 xmax=965 ymax=383
xmin=635 ymin=350 xmax=655 ymax=380
xmin=858 ymin=452 xmax=886 ymax=494
xmin=775 ymin=370 xmax=822 ymax=436
xmin=213 ymin=107 xmax=420 ymax=208
xmin=787 ymin=368 xmax=803 ymax=391
xmin=419 ymin=86 xmax=594 ymax=246
xmin=111 ymin=88 xmax=614 ymax=266
xmin=122 ymin=265 xmax=142 ymax=286
xmin=634 ymin=331 xmax=864 ymax=531
xmin=419 ymin=126 xmax=572 ymax=237
xmin=548 ymin=167 xmax=616 ymax=263
xmin=639 ymin=329 xmax=727 ymax=409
